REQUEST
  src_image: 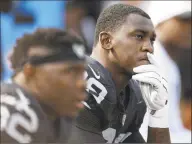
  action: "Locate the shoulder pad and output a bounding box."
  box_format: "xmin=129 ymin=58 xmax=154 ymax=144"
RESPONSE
xmin=0 ymin=83 xmax=45 ymax=143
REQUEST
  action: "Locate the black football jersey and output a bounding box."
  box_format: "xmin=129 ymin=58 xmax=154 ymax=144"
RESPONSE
xmin=75 ymin=56 xmax=147 ymax=143
xmin=0 ymin=82 xmax=72 ymax=143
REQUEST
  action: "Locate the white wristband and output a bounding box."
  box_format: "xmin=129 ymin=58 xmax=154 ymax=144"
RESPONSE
xmin=148 ymin=105 xmax=169 ymax=128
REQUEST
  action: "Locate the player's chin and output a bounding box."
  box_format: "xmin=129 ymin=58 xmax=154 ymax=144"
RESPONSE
xmin=136 ymin=60 xmax=150 ymax=66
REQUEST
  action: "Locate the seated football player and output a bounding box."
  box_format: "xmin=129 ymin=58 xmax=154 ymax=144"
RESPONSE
xmin=69 ymin=4 xmax=170 ymax=143
xmin=0 ymin=28 xmax=87 ymax=143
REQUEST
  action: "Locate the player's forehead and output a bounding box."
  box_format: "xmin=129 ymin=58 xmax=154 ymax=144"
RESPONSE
xmin=121 ymin=13 xmax=155 ymax=34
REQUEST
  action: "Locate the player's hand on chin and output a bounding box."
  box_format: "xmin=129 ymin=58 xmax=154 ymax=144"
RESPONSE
xmin=132 ymin=52 xmax=169 ymax=129
xmin=132 ymin=53 xmax=170 ymax=143
xmin=132 ymin=52 xmax=168 ymax=111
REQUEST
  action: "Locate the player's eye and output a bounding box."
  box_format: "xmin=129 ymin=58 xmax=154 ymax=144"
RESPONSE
xmin=135 ymin=34 xmax=144 ymax=40
xmin=150 ymin=37 xmax=155 ymax=45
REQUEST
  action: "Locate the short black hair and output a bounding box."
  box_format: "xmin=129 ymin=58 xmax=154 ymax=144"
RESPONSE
xmin=94 ymin=4 xmax=151 ymax=46
xmin=10 ymin=28 xmax=85 ymax=73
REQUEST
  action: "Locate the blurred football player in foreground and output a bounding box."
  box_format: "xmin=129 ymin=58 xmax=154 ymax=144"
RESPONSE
xmin=69 ymin=4 xmax=170 ymax=143
xmin=155 ymin=11 xmax=191 ymax=130
xmin=0 ymin=28 xmax=87 ymax=143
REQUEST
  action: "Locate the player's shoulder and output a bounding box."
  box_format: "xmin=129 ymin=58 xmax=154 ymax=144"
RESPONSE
xmin=85 ymin=56 xmax=115 ymax=88
xmin=85 ymin=56 xmax=117 ymax=103
xmin=1 ymin=82 xmax=43 ymax=112
xmin=0 ymin=82 xmax=48 ymax=143
xmin=1 ymin=82 xmax=21 ymax=98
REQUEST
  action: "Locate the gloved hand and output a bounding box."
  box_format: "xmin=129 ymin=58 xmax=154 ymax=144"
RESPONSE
xmin=132 ymin=52 xmax=168 ymax=111
xmin=132 ymin=52 xmax=169 ymax=128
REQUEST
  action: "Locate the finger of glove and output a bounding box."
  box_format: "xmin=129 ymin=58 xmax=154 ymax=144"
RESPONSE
xmin=153 ymin=96 xmax=166 ymax=108
xmin=162 ymin=78 xmax=169 ymax=92
xmin=147 ymin=52 xmax=159 ymax=66
xmin=135 ymin=72 xmax=168 ymax=93
xmin=133 ymin=65 xmax=159 ymax=75
xmin=132 ymin=74 xmax=161 ymax=88
xmin=139 ymin=83 xmax=157 ymax=110
xmin=133 ymin=72 xmax=160 ymax=80
xmin=133 ymin=69 xmax=168 ymax=92
xmin=155 ymin=91 xmax=168 ymax=101
xmin=151 ymin=88 xmax=168 ymax=106
xmin=140 ymin=83 xmax=167 ymax=109
xmin=150 ymin=91 xmax=166 ymax=109
xmin=139 ymin=83 xmax=165 ymax=110
xmin=133 ymin=63 xmax=168 ymax=86
xmin=133 ymin=72 xmax=160 ymax=84
xmin=142 ymin=88 xmax=163 ymax=110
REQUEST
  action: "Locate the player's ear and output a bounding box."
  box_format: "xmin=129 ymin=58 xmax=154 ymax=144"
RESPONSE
xmin=99 ymin=32 xmax=113 ymax=50
xmin=23 ymin=64 xmax=36 ymax=79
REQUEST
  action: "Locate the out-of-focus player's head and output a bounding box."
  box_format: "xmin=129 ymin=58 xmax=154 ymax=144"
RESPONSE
xmin=92 ymin=4 xmax=156 ymax=74
xmin=10 ymin=28 xmax=87 ymax=117
xmin=172 ymin=12 xmax=191 ymax=131
xmin=155 ymin=11 xmax=191 ymax=130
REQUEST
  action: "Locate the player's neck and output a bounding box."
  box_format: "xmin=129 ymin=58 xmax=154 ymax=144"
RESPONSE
xmin=91 ymin=49 xmax=131 ymax=94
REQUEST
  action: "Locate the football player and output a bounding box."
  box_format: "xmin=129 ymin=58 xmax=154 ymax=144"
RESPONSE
xmin=1 ymin=28 xmax=87 ymax=143
xmin=69 ymin=4 xmax=170 ymax=143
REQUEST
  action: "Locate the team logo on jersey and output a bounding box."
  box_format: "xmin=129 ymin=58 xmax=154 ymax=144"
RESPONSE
xmin=88 ymin=65 xmax=100 ymax=79
xmin=122 ymin=114 xmax=126 ymax=126
xmin=72 ymin=44 xmax=85 ymax=58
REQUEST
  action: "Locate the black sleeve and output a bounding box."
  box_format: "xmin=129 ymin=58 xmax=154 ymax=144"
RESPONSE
xmin=122 ymin=131 xmax=146 ymax=143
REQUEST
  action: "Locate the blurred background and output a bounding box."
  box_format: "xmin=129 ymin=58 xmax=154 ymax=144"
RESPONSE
xmin=0 ymin=0 xmax=191 ymax=143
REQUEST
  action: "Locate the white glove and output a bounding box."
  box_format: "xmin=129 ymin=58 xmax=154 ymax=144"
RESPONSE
xmin=132 ymin=52 xmax=168 ymax=111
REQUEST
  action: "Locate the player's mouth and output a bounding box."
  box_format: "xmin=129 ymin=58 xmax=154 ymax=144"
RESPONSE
xmin=136 ymin=61 xmax=149 ymax=67
xmin=136 ymin=57 xmax=149 ymax=65
xmin=138 ymin=54 xmax=150 ymax=65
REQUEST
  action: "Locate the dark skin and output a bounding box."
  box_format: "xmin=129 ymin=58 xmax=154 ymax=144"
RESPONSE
xmin=13 ymin=47 xmax=86 ymax=119
xmin=91 ymin=14 xmax=170 ymax=143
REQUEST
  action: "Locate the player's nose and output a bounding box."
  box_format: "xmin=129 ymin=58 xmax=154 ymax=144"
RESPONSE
xmin=142 ymin=41 xmax=154 ymax=53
